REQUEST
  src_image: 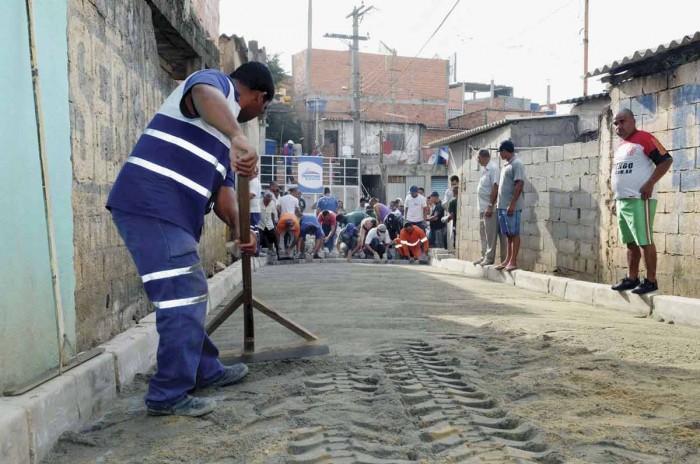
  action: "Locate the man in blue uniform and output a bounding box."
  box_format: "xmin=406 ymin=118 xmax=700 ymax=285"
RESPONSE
xmin=106 ymin=62 xmax=274 ymax=417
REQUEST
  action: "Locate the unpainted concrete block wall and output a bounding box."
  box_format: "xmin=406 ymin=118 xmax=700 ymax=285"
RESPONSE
xmin=68 ymin=0 xmax=229 ymax=350
xmin=606 ymin=60 xmax=700 ymax=296
xmin=456 ymin=138 xmax=601 ymax=280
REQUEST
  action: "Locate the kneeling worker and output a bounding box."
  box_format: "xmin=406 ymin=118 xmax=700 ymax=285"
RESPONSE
xmin=337 ymin=223 xmax=358 ymax=257
xmin=299 ymin=214 xmax=325 ymax=259
xmin=395 ymin=223 xmax=429 ymax=263
xmin=276 ymin=213 xmax=300 ymax=258
xmin=363 ymin=223 xmax=392 ymax=262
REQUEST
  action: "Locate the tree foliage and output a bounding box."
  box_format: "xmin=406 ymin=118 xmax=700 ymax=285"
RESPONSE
xmin=266 ymin=104 xmax=303 ymax=146
xmin=267 ymin=53 xmax=289 ymax=87
xmin=265 ymin=53 xmax=302 ymax=146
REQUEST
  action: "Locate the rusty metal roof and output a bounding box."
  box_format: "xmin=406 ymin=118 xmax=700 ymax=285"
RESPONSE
xmin=558 ymin=91 xmax=609 ymax=105
xmin=586 ymin=31 xmax=700 ymax=79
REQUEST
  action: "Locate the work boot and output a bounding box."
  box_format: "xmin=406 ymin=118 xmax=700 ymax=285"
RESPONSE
xmin=147 ymin=395 xmax=216 ymax=417
xmin=474 ymin=257 xmax=485 ymax=265
xmin=200 ymin=363 xmax=249 ymax=389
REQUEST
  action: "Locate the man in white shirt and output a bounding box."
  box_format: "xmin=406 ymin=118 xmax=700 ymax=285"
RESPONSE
xmin=259 ymin=192 xmax=278 ymax=257
xmin=363 ymin=224 xmax=392 ymax=262
xmin=278 ymin=187 xmax=301 ymax=216
xmin=442 ymin=175 xmax=459 ymax=251
xmin=474 ymin=150 xmax=505 ymax=266
xmin=404 ymin=185 xmax=429 ymax=231
xmin=249 ymin=170 xmax=262 ymax=256
xmin=443 ymin=175 xmax=459 ymax=209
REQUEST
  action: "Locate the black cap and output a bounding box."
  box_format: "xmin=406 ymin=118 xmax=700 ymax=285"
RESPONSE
xmin=498 ymin=140 xmax=515 ymax=153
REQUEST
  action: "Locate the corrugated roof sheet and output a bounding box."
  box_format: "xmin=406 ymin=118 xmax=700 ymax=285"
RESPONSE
xmin=586 ymin=31 xmax=700 ymax=78
xmin=322 ymin=117 xmax=426 ymax=127
xmin=558 ymin=91 xmax=610 ymax=105
xmin=427 ymin=115 xmax=576 ymax=148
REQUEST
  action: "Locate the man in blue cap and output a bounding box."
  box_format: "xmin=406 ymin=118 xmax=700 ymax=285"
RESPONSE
xmin=299 ymin=214 xmax=325 ymax=259
xmin=337 ymin=222 xmax=359 ymax=257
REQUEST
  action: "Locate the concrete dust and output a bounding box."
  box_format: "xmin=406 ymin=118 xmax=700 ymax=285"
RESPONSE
xmin=44 ymin=264 xmax=700 ymax=463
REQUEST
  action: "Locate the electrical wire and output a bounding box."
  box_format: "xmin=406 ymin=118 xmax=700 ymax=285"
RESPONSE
xmin=362 ymin=0 xmax=462 ymax=113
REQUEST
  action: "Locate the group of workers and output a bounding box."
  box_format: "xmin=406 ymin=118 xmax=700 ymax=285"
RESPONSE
xmin=251 ymin=181 xmax=460 ymax=263
xmin=104 ymin=59 xmax=460 ymax=417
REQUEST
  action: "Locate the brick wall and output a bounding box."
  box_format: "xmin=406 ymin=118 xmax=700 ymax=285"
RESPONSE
xmin=423 ymin=128 xmax=463 ymax=146
xmin=456 ymin=141 xmax=601 ymax=280
xmin=68 ymin=0 xmax=228 ymax=350
xmin=450 ymin=109 xmax=543 ymax=130
xmin=604 ymin=60 xmax=700 ymax=296
xmin=449 ymin=86 xmax=463 ymax=108
xmin=292 ymin=49 xmax=449 ymax=127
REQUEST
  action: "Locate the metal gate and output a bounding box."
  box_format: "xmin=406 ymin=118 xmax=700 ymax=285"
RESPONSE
xmin=431 ymin=176 xmax=448 ymax=198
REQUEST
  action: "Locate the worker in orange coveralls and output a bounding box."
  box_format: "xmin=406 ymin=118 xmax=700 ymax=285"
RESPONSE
xmin=394 ymin=222 xmax=429 ymax=263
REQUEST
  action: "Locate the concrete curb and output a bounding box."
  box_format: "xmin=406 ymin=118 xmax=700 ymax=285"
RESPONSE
xmin=430 ymin=255 xmax=696 ymax=327
xmin=652 ymin=295 xmax=700 ymax=325
xmin=0 ymin=257 xmax=267 ymax=464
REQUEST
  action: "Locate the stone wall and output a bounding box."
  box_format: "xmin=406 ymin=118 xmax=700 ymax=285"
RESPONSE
xmin=604 ymin=60 xmax=700 ymax=297
xmin=450 ymin=57 xmax=700 ymax=298
xmin=68 ymin=0 xmax=227 ymax=350
xmin=456 ymin=141 xmax=601 ymax=281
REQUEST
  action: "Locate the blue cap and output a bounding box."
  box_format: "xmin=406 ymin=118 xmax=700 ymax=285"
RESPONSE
xmin=409 ymin=185 xmax=418 ymax=193
xmin=345 ymin=223 xmax=356 ymax=234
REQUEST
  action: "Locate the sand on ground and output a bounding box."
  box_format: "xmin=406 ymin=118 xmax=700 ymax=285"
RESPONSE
xmin=44 ymin=264 xmax=700 ymax=463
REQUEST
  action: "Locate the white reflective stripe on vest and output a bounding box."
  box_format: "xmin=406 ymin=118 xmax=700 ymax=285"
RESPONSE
xmin=153 ymin=293 xmax=208 ymax=309
xmin=141 ymin=263 xmax=202 ymax=283
xmin=400 ymin=239 xmax=422 ymax=247
xmin=144 ymin=128 xmax=227 ymax=179
xmin=127 ymin=156 xmax=212 ymax=198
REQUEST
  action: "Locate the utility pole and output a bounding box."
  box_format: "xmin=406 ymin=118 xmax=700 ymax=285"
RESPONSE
xmin=306 ymin=0 xmax=313 ymax=153
xmin=325 ymin=4 xmax=372 ymax=158
xmin=583 ymin=0 xmax=589 ymax=96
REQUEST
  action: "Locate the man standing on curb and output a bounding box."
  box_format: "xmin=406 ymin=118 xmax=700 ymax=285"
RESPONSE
xmin=610 ymin=109 xmax=672 ymax=294
xmin=495 ymin=141 xmax=525 ymax=272
xmin=106 ymin=62 xmax=274 ymax=417
xmin=474 ymin=149 xmax=505 ymax=266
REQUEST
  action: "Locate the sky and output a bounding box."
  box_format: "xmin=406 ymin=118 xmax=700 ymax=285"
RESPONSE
xmin=220 ymin=0 xmax=700 ymax=108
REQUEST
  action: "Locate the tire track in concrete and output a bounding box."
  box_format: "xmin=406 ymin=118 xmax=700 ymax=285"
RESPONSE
xmin=380 ymin=340 xmax=560 ymax=463
xmin=283 ymin=371 xmax=416 ymax=463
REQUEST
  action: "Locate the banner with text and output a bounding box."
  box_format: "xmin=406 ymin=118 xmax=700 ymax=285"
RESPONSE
xmin=297 ymin=156 xmax=324 ymax=193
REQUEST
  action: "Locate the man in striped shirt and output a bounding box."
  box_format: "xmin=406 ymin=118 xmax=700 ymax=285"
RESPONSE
xmin=610 ymin=109 xmax=672 ymax=295
xmin=106 ymin=62 xmax=274 ymax=417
